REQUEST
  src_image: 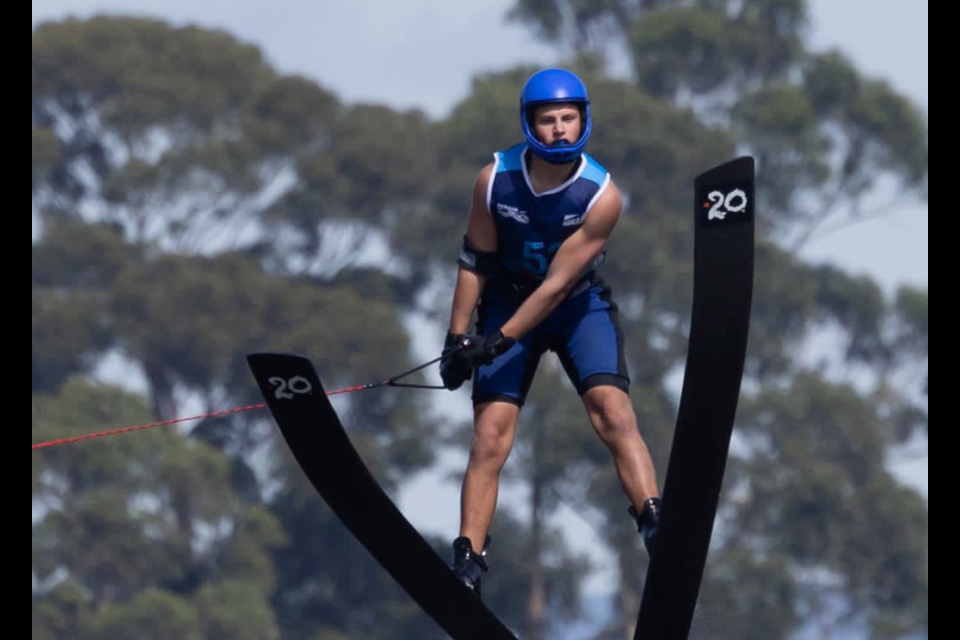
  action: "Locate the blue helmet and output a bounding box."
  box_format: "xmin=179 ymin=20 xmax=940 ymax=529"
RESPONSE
xmin=519 ymin=68 xmax=592 ymax=164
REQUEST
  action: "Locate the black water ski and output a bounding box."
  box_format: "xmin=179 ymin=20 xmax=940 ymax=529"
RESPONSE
xmin=634 ymin=156 xmax=755 ymax=640
xmin=246 ymin=353 xmax=518 ymax=640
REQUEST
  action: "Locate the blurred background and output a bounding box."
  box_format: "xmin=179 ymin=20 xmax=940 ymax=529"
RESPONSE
xmin=32 ymin=1 xmax=928 ymax=639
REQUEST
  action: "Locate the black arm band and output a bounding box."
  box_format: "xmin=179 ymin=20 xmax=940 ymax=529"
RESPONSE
xmin=458 ymin=235 xmax=499 ymax=278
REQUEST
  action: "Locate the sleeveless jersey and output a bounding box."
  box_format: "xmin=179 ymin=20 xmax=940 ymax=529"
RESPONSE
xmin=486 ymin=143 xmax=611 ymax=280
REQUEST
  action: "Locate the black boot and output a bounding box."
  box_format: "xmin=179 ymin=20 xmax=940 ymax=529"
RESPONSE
xmin=628 ymin=497 xmax=662 ymax=556
xmin=450 ymin=536 xmax=490 ymax=598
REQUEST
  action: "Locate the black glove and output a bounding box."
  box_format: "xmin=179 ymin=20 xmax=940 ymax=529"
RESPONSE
xmin=439 ymin=330 xmax=517 ymax=390
xmin=440 ymin=331 xmax=473 ymax=390
xmin=458 ymin=330 xmax=516 ymax=368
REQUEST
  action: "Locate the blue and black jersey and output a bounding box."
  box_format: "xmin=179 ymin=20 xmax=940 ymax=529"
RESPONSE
xmin=486 ymin=143 xmax=611 ymax=280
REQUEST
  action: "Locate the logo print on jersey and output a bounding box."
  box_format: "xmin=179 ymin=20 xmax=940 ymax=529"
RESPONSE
xmin=496 ymin=203 xmax=529 ymax=224
xmin=562 ymin=213 xmax=586 ymax=227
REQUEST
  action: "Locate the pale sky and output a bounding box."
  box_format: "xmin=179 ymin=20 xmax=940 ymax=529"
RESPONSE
xmin=33 ymin=0 xmax=928 ymax=598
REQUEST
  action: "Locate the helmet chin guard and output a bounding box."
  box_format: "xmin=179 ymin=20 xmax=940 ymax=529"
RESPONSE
xmin=519 ymin=68 xmax=592 ymax=164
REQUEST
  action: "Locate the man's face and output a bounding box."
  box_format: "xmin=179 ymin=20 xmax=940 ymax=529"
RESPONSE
xmin=532 ymin=103 xmax=582 ymax=147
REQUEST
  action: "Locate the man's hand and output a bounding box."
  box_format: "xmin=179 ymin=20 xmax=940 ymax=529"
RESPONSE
xmin=440 ymin=332 xmax=473 ymax=390
xmin=458 ymin=330 xmax=516 ymax=368
xmin=439 ymin=330 xmax=516 ymax=390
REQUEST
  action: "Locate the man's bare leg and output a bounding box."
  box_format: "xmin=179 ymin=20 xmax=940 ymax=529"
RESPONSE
xmin=582 ymin=385 xmax=660 ymax=511
xmin=458 ymin=400 xmax=521 ymax=554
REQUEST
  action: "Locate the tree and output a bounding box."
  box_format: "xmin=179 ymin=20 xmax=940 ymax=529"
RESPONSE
xmin=32 ymin=379 xmax=285 ymax=640
xmin=507 ymin=0 xmax=928 ymax=247
xmin=731 ymin=374 xmax=928 ymax=639
xmin=33 ymin=16 xmax=339 ymax=252
xmin=32 ymin=220 xmax=133 ymax=392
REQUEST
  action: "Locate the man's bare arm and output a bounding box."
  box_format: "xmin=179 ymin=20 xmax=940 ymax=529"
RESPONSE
xmin=499 ymin=180 xmax=623 ymax=340
xmin=449 ymin=163 xmax=497 ymax=334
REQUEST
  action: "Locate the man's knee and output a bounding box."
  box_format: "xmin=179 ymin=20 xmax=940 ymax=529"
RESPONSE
xmin=470 ymin=404 xmax=518 ymax=466
xmin=584 ymin=387 xmax=637 ymax=440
